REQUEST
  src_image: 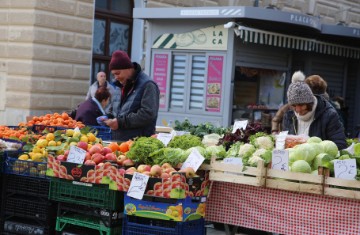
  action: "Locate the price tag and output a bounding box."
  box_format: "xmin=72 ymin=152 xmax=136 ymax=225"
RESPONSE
xmin=181 ymin=148 xmax=205 ymax=172
xmin=232 ymin=120 xmax=248 ymax=133
xmin=157 ymin=133 xmax=173 ymax=146
xmin=334 ymin=159 xmax=357 ymax=180
xmin=127 ymin=172 xmax=150 ymax=200
xmin=66 ymin=146 xmax=87 ymax=164
xmin=223 ymin=157 xmax=243 ymax=166
xmin=271 ymin=149 xmax=289 ymax=171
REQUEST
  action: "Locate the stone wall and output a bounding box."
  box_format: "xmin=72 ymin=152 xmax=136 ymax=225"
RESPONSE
xmin=0 ymin=0 xmax=94 ymax=125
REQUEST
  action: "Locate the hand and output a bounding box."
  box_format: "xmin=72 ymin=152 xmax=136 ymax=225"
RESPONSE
xmin=104 ymin=118 xmax=119 ymax=130
xmin=96 ymin=116 xmax=108 ymax=126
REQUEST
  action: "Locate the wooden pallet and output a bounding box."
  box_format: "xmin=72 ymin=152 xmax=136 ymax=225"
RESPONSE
xmin=209 ymin=157 xmax=266 ymax=187
xmin=265 ymin=167 xmax=325 ymax=195
xmin=323 ymin=168 xmax=360 ymax=200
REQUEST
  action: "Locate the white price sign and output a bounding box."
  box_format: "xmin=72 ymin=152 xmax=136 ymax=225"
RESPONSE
xmin=223 ymin=157 xmax=243 ymax=166
xmin=334 ymin=159 xmax=357 ymax=180
xmin=181 ymin=148 xmax=205 ymax=172
xmin=127 ymin=172 xmax=150 ymax=200
xmin=232 ymin=120 xmax=248 ymax=133
xmin=157 ymin=133 xmax=173 ymax=146
xmin=271 ymin=149 xmax=289 ymax=171
xmin=67 ymin=146 xmax=87 ymax=164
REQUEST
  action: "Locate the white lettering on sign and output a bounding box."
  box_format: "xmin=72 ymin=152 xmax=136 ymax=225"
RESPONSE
xmin=67 ymin=146 xmax=86 ymax=164
xmin=127 ymin=172 xmax=149 ymax=200
xmin=290 ymin=14 xmax=318 ymax=28
xmin=272 ymin=149 xmax=289 ymax=171
xmin=180 ymin=9 xmax=219 ymax=16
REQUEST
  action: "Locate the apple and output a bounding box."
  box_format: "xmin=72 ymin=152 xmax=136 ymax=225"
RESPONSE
xmin=161 ymin=172 xmax=170 ymax=179
xmin=91 ymin=153 xmax=105 ymax=164
xmin=77 ymin=141 xmax=88 ymax=151
xmin=89 ymin=145 xmax=102 ymax=155
xmin=116 ymin=155 xmax=127 ymax=166
xmin=146 ymin=190 xmax=154 ymax=196
xmin=164 ymin=167 xmax=176 ymax=174
xmin=105 ymin=153 xmax=117 ymax=162
xmin=101 ymin=147 xmax=112 ymax=155
xmin=84 ymin=152 xmax=91 ymax=162
xmin=150 ymin=165 xmax=162 ymax=177
xmin=163 ymin=189 xmax=171 ymax=198
xmin=118 ymin=168 xmax=126 ymax=176
xmin=84 ymin=160 xmax=96 ymax=165
xmin=125 ymin=167 xmax=136 ymax=175
xmin=122 ymin=159 xmax=134 ymax=167
xmin=137 ymin=164 xmax=151 ymax=173
xmin=64 ymin=150 xmax=70 ymax=157
xmin=142 ymin=171 xmax=151 ymax=176
xmin=56 ymin=155 xmax=67 ymax=162
xmin=161 ymin=163 xmax=172 ymax=169
xmin=153 ymin=182 xmax=162 ymax=191
xmin=179 ymin=167 xmax=196 ymax=178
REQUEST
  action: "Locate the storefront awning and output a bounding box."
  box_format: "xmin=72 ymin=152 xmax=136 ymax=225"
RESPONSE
xmin=238 ymin=26 xmax=360 ymax=59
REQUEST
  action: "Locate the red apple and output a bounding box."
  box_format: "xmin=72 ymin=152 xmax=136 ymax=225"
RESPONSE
xmin=142 ymin=171 xmax=151 ymax=176
xmin=125 ymin=167 xmax=136 ymax=175
xmin=84 ymin=160 xmax=96 ymax=165
xmin=101 ymin=147 xmax=112 ymax=155
xmin=161 ymin=172 xmax=170 ymax=179
xmin=179 ymin=167 xmax=196 ymax=178
xmin=84 ymin=152 xmax=91 ymax=162
xmin=137 ymin=164 xmax=151 ymax=173
xmin=91 ymin=153 xmax=105 ymax=164
xmin=118 ymin=168 xmax=126 ymax=176
xmin=89 ymin=145 xmax=101 ymax=155
xmin=64 ymin=150 xmax=70 ymax=157
xmin=56 ymin=155 xmax=67 ymax=161
xmin=116 ymin=155 xmax=127 ymax=166
xmin=77 ymin=141 xmax=88 ymax=151
xmin=161 ymin=163 xmax=172 ymax=169
xmin=122 ymin=159 xmax=134 ymax=167
xmin=150 ymin=165 xmax=162 ymax=177
xmin=105 ymin=153 xmax=117 ymax=162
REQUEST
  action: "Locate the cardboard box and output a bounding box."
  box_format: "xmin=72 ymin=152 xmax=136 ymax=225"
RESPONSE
xmin=124 ymin=194 xmax=206 ymax=222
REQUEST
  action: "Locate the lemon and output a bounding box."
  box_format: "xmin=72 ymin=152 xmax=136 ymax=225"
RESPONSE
xmin=31 ymin=153 xmax=44 ymax=162
xmin=32 ymin=146 xmax=42 ymax=153
xmin=56 ymin=141 xmax=62 ymax=146
xmin=18 ymin=154 xmax=29 ymax=160
xmin=48 ymin=140 xmax=57 ymax=146
xmin=73 ymin=131 xmax=81 ymax=138
xmin=80 ymin=135 xmax=88 ymax=143
xmin=45 ymin=133 xmax=55 ymax=142
xmin=70 ymin=142 xmax=78 ymax=146
xmin=36 ymin=139 xmax=48 ymax=148
xmin=56 ymin=149 xmax=64 ymax=155
xmin=66 ymin=129 xmax=75 ymax=137
xmin=87 ymin=133 xmax=96 ymax=142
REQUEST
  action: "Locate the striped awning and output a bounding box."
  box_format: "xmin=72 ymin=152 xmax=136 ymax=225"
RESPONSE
xmin=238 ymin=26 xmax=360 ymax=59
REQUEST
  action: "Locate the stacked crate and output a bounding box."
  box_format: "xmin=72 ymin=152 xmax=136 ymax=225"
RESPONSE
xmin=49 ymin=178 xmax=123 ymax=235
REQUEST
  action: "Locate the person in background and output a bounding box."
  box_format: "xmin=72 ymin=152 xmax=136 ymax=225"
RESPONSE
xmin=332 ymin=96 xmax=348 ymax=131
xmin=86 ymin=71 xmax=116 ymax=113
xmin=103 ymin=50 xmax=160 ymax=141
xmin=282 ymin=71 xmax=347 ymax=149
xmin=75 ymin=86 xmax=112 ymax=126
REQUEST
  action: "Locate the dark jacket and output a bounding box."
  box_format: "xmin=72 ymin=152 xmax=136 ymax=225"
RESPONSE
xmin=112 ymin=62 xmax=160 ymax=141
xmin=282 ymin=95 xmax=347 ymax=150
xmin=75 ymin=98 xmax=104 ymax=126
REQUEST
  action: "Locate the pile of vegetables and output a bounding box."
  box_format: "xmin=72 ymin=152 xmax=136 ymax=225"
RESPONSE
xmin=173 ymin=119 xmax=229 ymax=138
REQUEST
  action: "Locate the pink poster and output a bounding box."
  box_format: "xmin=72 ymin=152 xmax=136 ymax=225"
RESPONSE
xmin=152 ymin=53 xmax=168 ymax=109
xmin=206 ymin=55 xmax=223 ymax=112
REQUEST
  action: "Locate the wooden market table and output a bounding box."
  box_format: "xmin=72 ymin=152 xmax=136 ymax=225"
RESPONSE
xmin=206 ymin=181 xmax=360 ymax=235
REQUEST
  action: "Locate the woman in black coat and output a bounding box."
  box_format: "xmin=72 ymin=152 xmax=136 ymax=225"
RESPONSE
xmin=75 ymin=87 xmax=111 ymax=126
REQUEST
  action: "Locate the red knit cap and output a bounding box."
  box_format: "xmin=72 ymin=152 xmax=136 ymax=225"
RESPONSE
xmin=109 ymin=50 xmax=133 ymax=71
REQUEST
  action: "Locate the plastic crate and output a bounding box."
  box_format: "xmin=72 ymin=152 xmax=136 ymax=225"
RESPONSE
xmin=4 ymin=154 xmax=47 ymax=178
xmin=49 ymin=178 xmax=124 ymax=210
xmin=3 ymin=219 xmax=54 ymax=235
xmin=2 ymin=174 xmax=50 ymax=197
xmin=88 ymin=126 xmax=112 ymax=141
xmin=32 ymin=125 xmax=66 ymax=134
xmin=122 ymin=215 xmax=206 ymax=235
xmin=58 ymin=202 xmax=123 ymax=227
xmin=56 ymin=214 xmax=122 ymax=235
xmin=4 ymin=195 xmax=57 ymax=222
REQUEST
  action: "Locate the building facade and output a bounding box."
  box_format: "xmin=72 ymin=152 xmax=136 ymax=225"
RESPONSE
xmin=0 ymin=0 xmax=359 ymax=135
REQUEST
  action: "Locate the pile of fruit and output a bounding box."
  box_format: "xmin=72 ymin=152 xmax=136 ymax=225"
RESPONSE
xmin=19 ymin=112 xmax=84 ymax=129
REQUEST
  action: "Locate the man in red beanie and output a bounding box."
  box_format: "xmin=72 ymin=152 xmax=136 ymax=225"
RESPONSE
xmin=103 ymin=50 xmax=160 ymax=141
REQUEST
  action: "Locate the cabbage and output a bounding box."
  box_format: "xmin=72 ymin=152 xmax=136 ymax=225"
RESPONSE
xmin=308 ymin=143 xmax=324 ymax=158
xmin=320 ymin=140 xmax=338 ymax=158
xmin=312 ymin=153 xmax=330 ymax=170
xmin=204 ymin=145 xmax=226 ymax=160
xmin=184 ymin=146 xmax=206 ymax=158
xmin=291 ymin=160 xmax=311 ymax=173
xmin=225 ymin=142 xmax=241 ymax=158
xmin=248 ymin=156 xmax=263 ymax=167
xmin=252 ymin=136 xmax=274 ymax=150
xmin=311 ymin=170 xmax=319 ymax=175
xmin=354 ymin=143 xmax=360 ymax=156
xmin=245 ymin=148 xmax=272 ymax=166
xmin=307 ymin=136 xmax=322 ymax=143
xmin=202 ymin=133 xmax=222 ymax=147
xmin=291 ymin=143 xmax=318 ymax=164
xmin=238 ymin=143 xmax=255 ymax=158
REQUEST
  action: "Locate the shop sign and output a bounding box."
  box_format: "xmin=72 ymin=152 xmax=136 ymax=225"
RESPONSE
xmin=152 ymin=53 xmax=169 ymax=109
xmin=206 ymin=55 xmax=223 ymax=112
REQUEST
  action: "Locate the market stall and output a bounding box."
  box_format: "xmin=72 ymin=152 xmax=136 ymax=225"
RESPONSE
xmin=206 ymin=180 xmax=360 ymax=235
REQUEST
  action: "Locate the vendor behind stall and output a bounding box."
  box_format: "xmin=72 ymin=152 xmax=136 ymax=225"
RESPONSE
xmin=282 ymin=73 xmax=347 ymax=149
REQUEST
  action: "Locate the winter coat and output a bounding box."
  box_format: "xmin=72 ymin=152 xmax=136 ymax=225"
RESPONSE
xmin=75 ymin=98 xmax=104 ymax=126
xmin=282 ymin=95 xmax=347 ymax=149
xmin=86 ymin=81 xmax=116 ymax=113
xmin=271 ymin=104 xmax=290 ymax=132
xmin=111 ymin=62 xmax=160 ymax=141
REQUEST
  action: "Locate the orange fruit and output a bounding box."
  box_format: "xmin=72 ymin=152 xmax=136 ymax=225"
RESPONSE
xmin=108 ymin=142 xmax=119 ymax=152
xmin=119 ymin=142 xmax=129 ymax=153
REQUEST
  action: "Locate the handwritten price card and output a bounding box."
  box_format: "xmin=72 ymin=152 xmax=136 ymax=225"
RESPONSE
xmin=334 ymin=159 xmax=357 ymax=180
xmin=181 ymin=148 xmax=205 ymax=172
xmin=127 ymin=172 xmax=150 ymax=200
xmin=223 ymin=157 xmax=243 ymax=166
xmin=67 ymin=146 xmax=87 ymax=164
xmin=271 ymin=149 xmax=289 ymax=171
xmin=157 ymin=133 xmax=173 ymax=146
xmin=232 ymin=120 xmax=248 ymax=133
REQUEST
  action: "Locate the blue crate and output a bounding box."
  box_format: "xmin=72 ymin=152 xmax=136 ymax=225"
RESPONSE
xmin=88 ymin=126 xmax=112 ymax=141
xmin=3 ymin=152 xmax=47 ymax=178
xmin=122 ymin=215 xmax=206 ymax=235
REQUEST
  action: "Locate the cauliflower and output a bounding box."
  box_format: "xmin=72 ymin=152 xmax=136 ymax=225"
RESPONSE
xmin=238 ymin=143 xmax=255 ymax=158
xmin=244 ymin=148 xmax=272 ymax=167
xmin=250 ymin=133 xmax=274 ymax=150
xmin=248 ymin=156 xmax=263 ymax=167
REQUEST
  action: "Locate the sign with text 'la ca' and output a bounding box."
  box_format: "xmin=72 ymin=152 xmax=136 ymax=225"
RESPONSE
xmin=127 ymin=172 xmax=150 ymax=200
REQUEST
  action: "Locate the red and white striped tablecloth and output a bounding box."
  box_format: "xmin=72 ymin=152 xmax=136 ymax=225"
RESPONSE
xmin=206 ymin=181 xmax=360 ymax=235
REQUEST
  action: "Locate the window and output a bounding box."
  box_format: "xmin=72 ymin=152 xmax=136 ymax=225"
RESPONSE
xmin=169 ymin=53 xmax=206 ymax=113
xmin=91 ymin=0 xmax=133 ymax=84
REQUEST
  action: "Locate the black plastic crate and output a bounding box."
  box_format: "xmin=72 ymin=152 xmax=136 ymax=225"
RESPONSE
xmin=123 ymin=215 xmax=206 ymax=235
xmin=58 ymin=202 xmax=123 ymax=227
xmin=4 ymin=195 xmax=57 ymax=223
xmin=2 ymin=174 xmax=49 ymax=197
xmin=3 ymin=218 xmax=54 ymax=235
xmin=3 ymin=154 xmax=47 ymax=178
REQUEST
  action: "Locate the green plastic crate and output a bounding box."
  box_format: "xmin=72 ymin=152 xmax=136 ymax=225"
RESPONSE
xmin=49 ymin=178 xmax=124 ymax=210
xmin=56 ymin=214 xmax=122 ymax=235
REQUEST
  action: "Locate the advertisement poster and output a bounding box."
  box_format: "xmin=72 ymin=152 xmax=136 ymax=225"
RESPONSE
xmin=206 ymin=55 xmax=223 ymax=112
xmin=152 ymin=53 xmax=168 ymax=109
